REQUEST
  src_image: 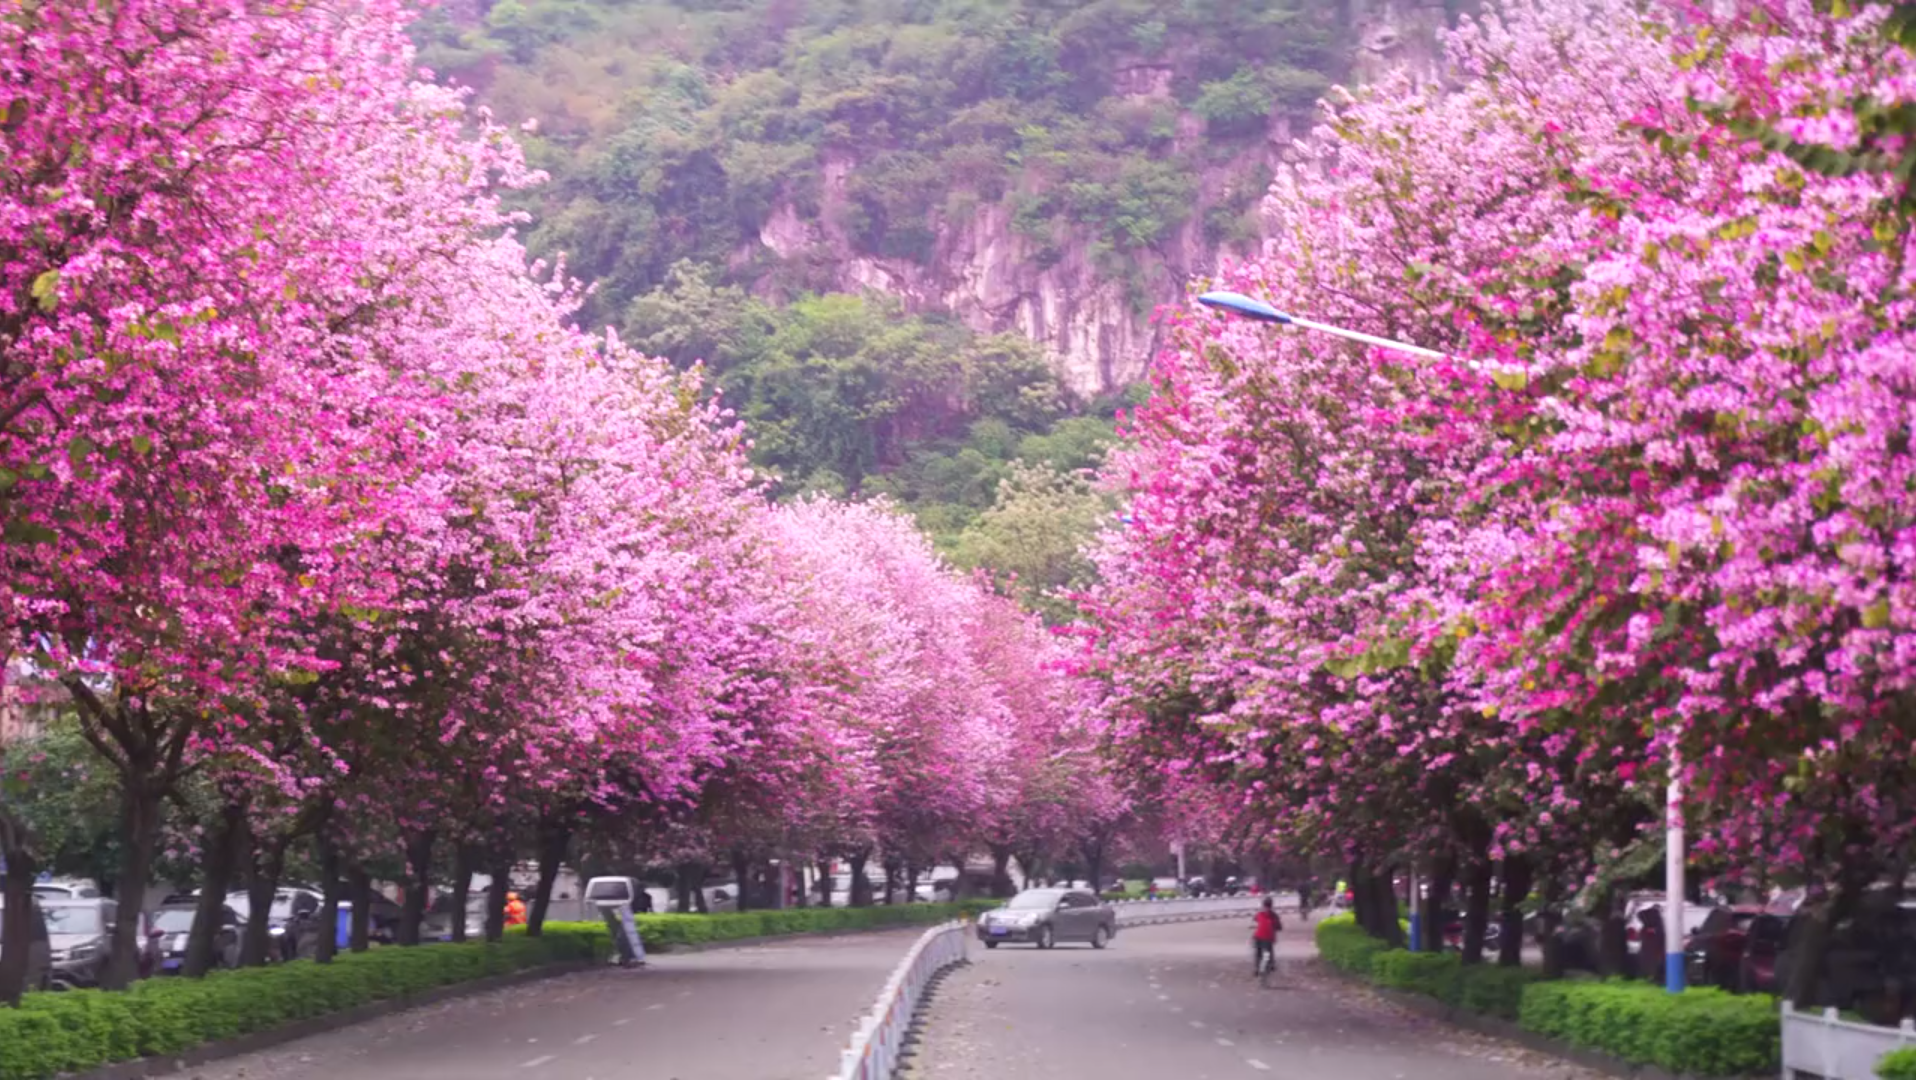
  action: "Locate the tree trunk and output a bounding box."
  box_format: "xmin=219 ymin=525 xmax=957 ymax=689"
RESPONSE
xmin=240 ymin=837 xmax=286 ymax=967
xmin=988 ymin=846 xmax=1013 ymax=899
xmin=450 ymin=843 xmax=476 ymax=944
xmin=674 ymin=864 xmax=696 ymax=914
xmin=315 ymin=831 xmax=340 ymax=964
xmin=0 ymin=845 xmax=39 ymax=1003
xmin=527 ymin=824 xmax=569 ymax=936
xmin=1539 ymin=873 xmax=1566 ymax=979
xmin=905 ymin=863 xmax=919 ymax=904
xmin=484 ymin=853 xmax=510 ymax=943
xmin=1460 ymin=858 xmax=1494 ymax=965
xmin=815 ymin=859 xmax=832 ymax=908
xmin=882 ymin=859 xmax=900 ymax=905
xmin=1420 ymin=852 xmax=1454 ymax=953
xmin=1082 ymin=837 xmax=1107 ymax=899
xmin=399 ymin=829 xmax=435 ymax=946
xmin=732 ymin=851 xmax=752 ymax=913
xmin=1596 ymin=883 xmax=1628 ymax=977
xmin=186 ymin=799 xmax=247 ymax=977
xmin=1497 ymin=856 xmax=1533 ymax=968
xmin=348 ymin=864 xmax=372 ymax=952
xmin=849 ymin=850 xmax=873 ymax=907
xmin=101 ymin=780 xmax=164 ymax=989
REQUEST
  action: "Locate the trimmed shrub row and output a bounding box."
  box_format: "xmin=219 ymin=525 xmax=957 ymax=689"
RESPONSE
xmin=1315 ymin=914 xmax=1779 ymax=1076
xmin=0 ymin=924 xmax=609 ymax=1080
xmin=0 ymin=901 xmax=1000 ymax=1080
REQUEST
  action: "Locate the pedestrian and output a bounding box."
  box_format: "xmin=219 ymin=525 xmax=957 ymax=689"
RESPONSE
xmin=636 ymin=888 xmax=654 ymax=914
xmin=1252 ymin=896 xmax=1282 ymax=978
xmin=505 ymin=891 xmax=527 ymax=928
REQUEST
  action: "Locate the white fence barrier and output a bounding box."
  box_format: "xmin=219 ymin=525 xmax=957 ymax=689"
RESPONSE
xmin=829 ymin=919 xmax=968 ymax=1080
xmin=1781 ymin=1001 xmax=1916 ymax=1079
xmin=1111 ymin=895 xmax=1274 ymax=927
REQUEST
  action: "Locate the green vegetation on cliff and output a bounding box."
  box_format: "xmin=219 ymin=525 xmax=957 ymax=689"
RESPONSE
xmin=412 ymin=0 xmax=1347 ymax=612
xmin=416 ymin=0 xmax=1342 ymax=323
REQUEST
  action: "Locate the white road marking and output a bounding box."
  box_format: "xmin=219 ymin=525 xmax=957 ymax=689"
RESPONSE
xmin=1247 ymin=1059 xmax=1271 ymax=1071
xmin=1189 ymin=1020 xmax=1206 ymax=1029
xmin=1157 ymin=993 xmax=1170 ymax=1001
xmin=612 ymin=1018 xmax=633 ymax=1026
xmin=645 ymin=1003 xmax=664 ymax=1011
xmin=519 ymin=1054 xmax=555 ymax=1069
xmin=573 ymin=1034 xmax=597 ymax=1045
xmin=1216 ymin=1037 xmax=1235 ymax=1047
xmin=1171 ymin=1006 xmax=1185 ymax=1013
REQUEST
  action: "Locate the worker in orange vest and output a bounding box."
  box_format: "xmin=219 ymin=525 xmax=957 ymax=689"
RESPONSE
xmin=505 ymin=891 xmax=528 ymax=928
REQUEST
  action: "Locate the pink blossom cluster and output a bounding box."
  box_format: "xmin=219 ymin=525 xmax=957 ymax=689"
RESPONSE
xmin=1084 ymin=0 xmax=1916 ymax=898
xmin=0 ymin=0 xmax=1108 ymax=978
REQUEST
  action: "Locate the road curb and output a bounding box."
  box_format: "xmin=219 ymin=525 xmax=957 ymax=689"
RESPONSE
xmin=67 ymin=960 xmax=599 ymax=1080
xmin=1321 ymin=964 xmax=1767 ymax=1080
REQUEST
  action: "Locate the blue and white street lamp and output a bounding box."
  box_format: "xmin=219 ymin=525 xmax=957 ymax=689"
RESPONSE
xmin=1197 ymin=287 xmax=1690 ymax=993
xmin=1195 ymin=291 xmax=1448 ymax=360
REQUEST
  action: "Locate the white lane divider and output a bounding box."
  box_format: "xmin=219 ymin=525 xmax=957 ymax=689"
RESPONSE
xmin=520 ymin=1054 xmax=556 ymax=1069
xmin=613 ymin=1017 xmax=634 ymax=1026
xmin=1190 ymin=1020 xmax=1206 ymax=1029
xmin=1216 ymin=1037 xmax=1235 ymax=1047
xmin=1246 ymin=1059 xmax=1270 ymax=1071
xmin=574 ymin=1033 xmax=598 ymax=1045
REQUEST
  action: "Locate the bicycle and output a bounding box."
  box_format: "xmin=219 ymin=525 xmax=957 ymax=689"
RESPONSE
xmin=1252 ymin=936 xmax=1276 ymax=988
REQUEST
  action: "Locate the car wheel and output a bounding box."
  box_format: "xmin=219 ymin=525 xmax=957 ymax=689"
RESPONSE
xmin=1036 ymin=924 xmax=1054 ymax=950
xmin=984 ymin=940 xmax=998 ymax=949
xmin=1092 ymin=925 xmax=1109 ymax=950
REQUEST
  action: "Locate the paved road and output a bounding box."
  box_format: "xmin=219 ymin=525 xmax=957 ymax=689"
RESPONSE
xmin=906 ymin=916 xmax=1600 ymax=1080
xmin=187 ymin=929 xmax=929 ymax=1080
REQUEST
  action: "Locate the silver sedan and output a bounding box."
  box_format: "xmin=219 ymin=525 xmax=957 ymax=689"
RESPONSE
xmin=976 ymin=888 xmax=1117 ymax=950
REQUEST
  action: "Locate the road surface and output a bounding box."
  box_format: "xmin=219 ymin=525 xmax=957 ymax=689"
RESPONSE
xmin=186 ymin=929 xmax=928 ymax=1080
xmin=906 ymin=915 xmax=1599 ymax=1080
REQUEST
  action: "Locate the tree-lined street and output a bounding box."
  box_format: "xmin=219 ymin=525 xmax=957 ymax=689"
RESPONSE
xmin=911 ymin=918 xmax=1588 ymax=1080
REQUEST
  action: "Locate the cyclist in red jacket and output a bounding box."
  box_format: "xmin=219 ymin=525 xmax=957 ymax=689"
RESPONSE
xmin=1252 ymin=897 xmax=1282 ymax=977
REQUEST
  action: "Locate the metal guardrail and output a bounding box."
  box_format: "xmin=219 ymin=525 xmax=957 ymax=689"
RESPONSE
xmin=829 ymin=919 xmax=969 ymax=1080
xmin=1111 ymin=894 xmax=1282 ymax=927
xmin=1781 ymin=1001 xmax=1916 ymax=1079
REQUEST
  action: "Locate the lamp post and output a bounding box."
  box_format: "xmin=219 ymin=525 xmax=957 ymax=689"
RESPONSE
xmin=1197 ymin=287 xmax=1689 ymax=993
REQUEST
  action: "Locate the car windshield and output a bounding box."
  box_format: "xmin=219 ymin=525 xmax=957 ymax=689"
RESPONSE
xmin=43 ymin=906 xmax=101 ymax=934
xmin=153 ymin=908 xmax=199 ymax=933
xmin=1006 ymin=890 xmax=1062 ymax=910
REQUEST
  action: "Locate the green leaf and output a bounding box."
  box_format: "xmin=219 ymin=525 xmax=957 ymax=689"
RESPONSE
xmin=30 ymin=269 xmax=59 ymax=312
xmin=67 ymin=435 xmax=95 ymax=467
xmin=1862 ymin=601 xmax=1891 ymax=629
xmin=131 ymin=434 xmax=152 ymax=456
xmin=1491 ymin=370 xmax=1529 ymax=392
xmin=2 ymin=519 xmax=58 ymax=545
xmin=0 ymin=468 xmax=15 ymax=492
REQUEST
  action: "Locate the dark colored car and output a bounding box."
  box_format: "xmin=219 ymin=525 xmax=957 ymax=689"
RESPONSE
xmin=975 ymin=888 xmax=1117 ymax=950
xmin=1738 ymin=912 xmax=1793 ymax=993
xmin=1685 ymin=906 xmax=1762 ymax=989
xmin=149 ymin=903 xmax=242 ymax=974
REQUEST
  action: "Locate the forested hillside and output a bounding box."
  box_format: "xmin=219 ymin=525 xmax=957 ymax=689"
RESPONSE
xmin=411 ymin=0 xmax=1373 ymax=609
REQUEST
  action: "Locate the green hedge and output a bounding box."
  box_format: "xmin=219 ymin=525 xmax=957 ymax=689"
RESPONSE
xmin=1314 ymin=915 xmax=1777 ymax=1075
xmin=1879 ymin=1047 xmax=1916 ymax=1079
xmin=0 ymin=925 xmax=609 ymax=1080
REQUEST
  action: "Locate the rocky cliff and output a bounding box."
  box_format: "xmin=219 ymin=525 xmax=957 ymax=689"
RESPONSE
xmin=748 ymin=1 xmax=1451 ymax=398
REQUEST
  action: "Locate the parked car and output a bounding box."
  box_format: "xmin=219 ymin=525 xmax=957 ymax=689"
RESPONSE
xmin=40 ymin=897 xmax=115 ymax=988
xmin=1623 ymin=895 xmax=1716 ymax=955
xmin=148 ymin=902 xmax=242 ymax=974
xmin=222 ymin=887 xmax=324 ymax=959
xmin=336 ymin=893 xmax=403 ymax=945
xmin=1738 ymin=912 xmax=1793 ymax=993
xmin=0 ymin=893 xmax=52 ymax=991
xmin=1685 ymin=906 xmax=1763 ymax=989
xmin=31 ymin=879 xmax=101 ymax=901
xmin=975 ymin=888 xmax=1116 ymax=950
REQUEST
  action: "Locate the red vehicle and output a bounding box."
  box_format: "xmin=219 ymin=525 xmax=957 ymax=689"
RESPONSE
xmin=1684 ymin=906 xmax=1764 ymax=989
xmin=1737 ymin=913 xmax=1794 ymax=993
